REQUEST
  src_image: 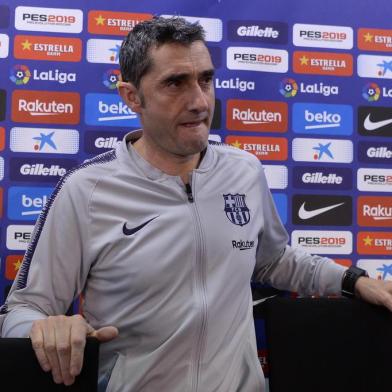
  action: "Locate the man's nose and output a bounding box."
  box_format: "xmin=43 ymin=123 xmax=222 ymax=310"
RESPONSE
xmin=186 ymin=83 xmax=210 ymax=113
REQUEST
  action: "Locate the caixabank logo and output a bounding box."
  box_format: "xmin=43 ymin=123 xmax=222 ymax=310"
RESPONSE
xmin=85 ymin=93 xmax=141 ymax=127
xmin=0 ymin=89 xmax=6 ymax=121
xmin=10 ymin=127 xmax=79 ymax=154
xmin=263 ymin=165 xmax=288 ymax=190
xmin=227 ymin=20 xmax=288 ymax=44
xmin=0 ymin=33 xmax=9 ymax=58
xmin=88 ymin=10 xmax=152 ymax=35
xmin=357 ymin=259 xmax=392 ymax=281
xmin=10 ymin=64 xmax=77 ymax=86
xmin=86 ymin=39 xmax=122 ymax=64
xmin=226 ymin=100 xmax=287 ymax=132
xmin=291 ymin=230 xmax=352 ymax=254
xmin=12 ymin=90 xmax=80 ymax=124
xmin=358 ymin=54 xmax=392 ymax=79
xmin=84 ymin=130 xmax=127 ymax=154
xmin=292 ymin=194 xmax=352 ymax=226
xmin=358 ymin=141 xmax=392 ymax=163
xmin=8 ymin=186 xmax=53 ymax=221
xmin=10 ymin=157 xmax=77 ymax=182
xmin=358 ymin=196 xmax=392 ymax=227
xmin=358 ymin=106 xmax=392 ymax=137
xmin=357 ymin=168 xmax=392 ymax=192
xmin=292 ymin=167 xmax=353 ymax=190
xmin=292 ymin=103 xmax=353 ymax=135
xmin=15 ymin=6 xmax=83 ymax=33
xmin=14 ymin=35 xmax=82 ymax=62
xmin=358 ymin=28 xmax=392 ymax=52
xmin=225 ymin=136 xmax=288 ymax=161
xmin=357 ymin=232 xmax=392 ymax=255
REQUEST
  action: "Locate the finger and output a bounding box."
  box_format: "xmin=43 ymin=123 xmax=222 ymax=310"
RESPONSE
xmin=69 ymin=320 xmax=87 ymax=377
xmin=53 ymin=318 xmax=74 ymax=386
xmin=91 ymin=326 xmax=119 ymax=342
xmin=30 ymin=321 xmax=51 ymax=372
xmin=43 ymin=318 xmax=63 ymax=384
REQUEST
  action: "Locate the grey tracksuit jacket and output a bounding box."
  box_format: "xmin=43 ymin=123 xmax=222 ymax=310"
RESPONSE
xmin=0 ymin=131 xmax=345 ymax=391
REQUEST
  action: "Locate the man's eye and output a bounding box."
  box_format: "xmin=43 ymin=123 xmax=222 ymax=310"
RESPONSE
xmin=168 ymin=80 xmax=182 ymax=87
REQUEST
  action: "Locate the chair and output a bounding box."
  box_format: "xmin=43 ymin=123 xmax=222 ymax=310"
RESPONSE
xmin=260 ymin=297 xmax=392 ymax=392
xmin=0 ymin=337 xmax=99 ymax=391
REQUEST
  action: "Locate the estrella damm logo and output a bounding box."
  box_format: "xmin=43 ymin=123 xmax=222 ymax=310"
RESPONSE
xmin=9 ymin=64 xmax=31 ymax=85
xmin=223 ymin=194 xmax=250 ymax=226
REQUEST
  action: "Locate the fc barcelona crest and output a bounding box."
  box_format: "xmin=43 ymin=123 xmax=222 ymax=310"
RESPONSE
xmin=223 ymin=194 xmax=250 ymax=226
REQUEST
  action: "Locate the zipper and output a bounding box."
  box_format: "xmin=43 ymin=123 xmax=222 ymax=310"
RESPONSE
xmin=185 ymin=176 xmax=208 ymax=392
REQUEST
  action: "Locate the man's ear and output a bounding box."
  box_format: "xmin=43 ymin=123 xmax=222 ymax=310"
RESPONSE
xmin=117 ymin=80 xmax=143 ymax=114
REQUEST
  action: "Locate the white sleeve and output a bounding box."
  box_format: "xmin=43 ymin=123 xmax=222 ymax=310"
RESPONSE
xmin=1 ymin=308 xmax=46 ymax=337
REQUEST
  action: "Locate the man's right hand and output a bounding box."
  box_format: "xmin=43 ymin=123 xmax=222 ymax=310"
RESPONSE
xmin=30 ymin=314 xmax=119 ymax=386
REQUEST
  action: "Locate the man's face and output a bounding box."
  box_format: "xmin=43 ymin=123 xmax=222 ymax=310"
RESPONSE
xmin=132 ymin=41 xmax=215 ymax=157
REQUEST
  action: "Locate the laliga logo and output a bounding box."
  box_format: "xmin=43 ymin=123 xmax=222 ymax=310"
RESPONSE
xmin=363 ymin=82 xmax=380 ymax=102
xmin=279 ymin=78 xmax=298 ymax=98
xmin=10 ymin=64 xmax=31 ymax=85
xmin=103 ymin=69 xmax=120 ymax=90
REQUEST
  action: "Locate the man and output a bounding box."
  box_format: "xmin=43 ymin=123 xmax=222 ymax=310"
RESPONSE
xmin=1 ymin=16 xmax=392 ymax=392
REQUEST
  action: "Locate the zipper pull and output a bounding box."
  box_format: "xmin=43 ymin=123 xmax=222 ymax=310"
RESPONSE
xmin=185 ymin=183 xmax=194 ymax=203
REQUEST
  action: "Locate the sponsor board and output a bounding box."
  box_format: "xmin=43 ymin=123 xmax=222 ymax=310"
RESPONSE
xmin=84 ymin=130 xmax=126 ymax=154
xmin=6 ymin=225 xmax=34 ymax=251
xmin=358 ymin=141 xmax=392 ymax=163
xmin=358 ymin=54 xmax=392 ymax=79
xmin=88 ymin=10 xmax=152 ymax=35
xmin=10 ymin=127 xmax=79 ymax=154
xmin=10 ymin=64 xmax=77 ymax=86
xmin=357 ymin=232 xmax=392 ymax=255
xmin=358 ymin=106 xmax=392 ymax=137
xmin=292 ymin=166 xmax=352 ymax=190
xmin=280 ymin=78 xmax=339 ymax=98
xmin=227 ymin=47 xmax=288 ymax=73
xmin=226 ymin=135 xmax=288 ymax=161
xmin=357 ymin=196 xmax=392 ymax=227
xmin=357 ymin=259 xmax=392 ymax=281
xmin=14 ymin=35 xmax=82 ymax=62
xmin=215 ymin=77 xmax=255 ymax=92
xmin=5 ymin=255 xmax=24 ymax=281
xmin=226 ymin=100 xmax=287 ymax=132
xmin=292 ymin=138 xmax=353 ymax=163
xmin=0 ymin=127 xmax=5 ymax=151
xmin=292 ymin=194 xmax=352 ymax=226
xmin=0 ymin=90 xmax=5 ymax=121
xmin=10 ymin=157 xmax=77 ymax=182
xmin=8 ymin=186 xmax=53 ymax=221
xmin=12 ymin=90 xmax=80 ymax=125
xmin=0 ymin=34 xmax=9 ymax=58
xmin=208 ymin=46 xmax=222 ymax=69
xmin=272 ymin=193 xmax=287 ymax=224
xmin=0 ymin=5 xmax=10 ymax=28
xmin=293 ymin=24 xmax=353 ymax=49
xmin=263 ymin=165 xmax=288 ymax=189
xmin=86 ymin=39 xmax=122 ymax=64
xmin=292 ymin=103 xmax=353 ymax=135
xmin=358 ymin=28 xmax=392 ymax=52
xmin=15 ymin=6 xmax=83 ymax=33
xmin=291 ymin=230 xmax=352 ymax=254
xmin=162 ymin=15 xmax=222 ymax=42
xmin=0 ymin=157 xmax=4 ymax=181
xmin=211 ymin=99 xmax=222 ymax=130
xmin=208 ymin=134 xmax=221 ymax=143
xmin=333 ymin=259 xmax=352 ymax=267
xmin=293 ymin=51 xmax=353 ymax=76
xmin=228 ymin=20 xmax=288 ymax=44
xmin=357 ymin=168 xmax=392 ymax=192
xmin=85 ymin=93 xmax=141 ymax=127
xmin=0 ymin=187 xmax=2 ymax=216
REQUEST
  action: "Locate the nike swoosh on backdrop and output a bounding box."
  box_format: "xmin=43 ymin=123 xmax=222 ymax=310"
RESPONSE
xmin=298 ymin=202 xmax=345 ymax=220
xmin=123 ymin=216 xmax=158 ymax=236
xmin=364 ymin=114 xmax=392 ymax=131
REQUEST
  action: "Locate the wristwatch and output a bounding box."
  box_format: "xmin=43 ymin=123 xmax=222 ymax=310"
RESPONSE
xmin=341 ymin=266 xmax=369 ymax=298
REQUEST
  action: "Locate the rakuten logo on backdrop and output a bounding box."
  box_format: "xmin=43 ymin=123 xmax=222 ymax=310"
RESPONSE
xmin=293 ymin=24 xmax=353 ymax=49
xmin=226 ymin=100 xmax=287 ymax=132
xmin=12 ymin=90 xmax=80 ymax=124
xmin=228 ymin=20 xmax=288 ymax=44
xmin=358 ymin=196 xmax=392 ymax=227
xmin=227 ymin=47 xmax=288 ymax=73
xmin=15 ymin=6 xmax=83 ymax=33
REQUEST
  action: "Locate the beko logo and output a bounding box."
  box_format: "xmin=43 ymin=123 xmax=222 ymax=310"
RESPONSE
xmin=358 ymin=106 xmax=392 ymax=137
xmin=293 ymin=167 xmax=352 ymax=190
xmin=293 ymin=103 xmax=352 ymax=135
xmin=291 ymin=230 xmax=352 ymax=254
xmin=292 ymin=195 xmax=352 ymax=226
xmin=215 ymin=77 xmax=255 ymax=92
xmin=228 ymin=20 xmax=288 ymax=44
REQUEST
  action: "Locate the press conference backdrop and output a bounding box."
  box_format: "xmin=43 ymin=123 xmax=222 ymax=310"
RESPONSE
xmin=0 ymin=0 xmax=392 ymax=380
